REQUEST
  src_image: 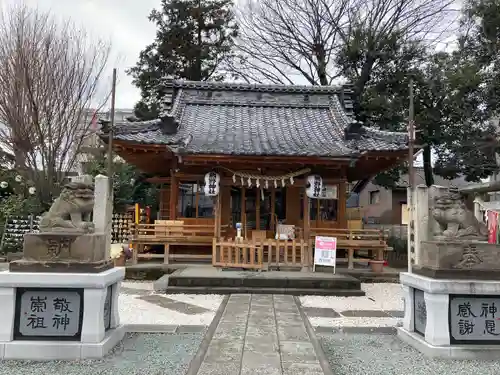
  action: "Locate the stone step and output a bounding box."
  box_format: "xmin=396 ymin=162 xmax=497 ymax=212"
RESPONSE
xmin=165 ymin=286 xmax=365 ymax=296
xmin=168 ymin=268 xmax=362 ymax=290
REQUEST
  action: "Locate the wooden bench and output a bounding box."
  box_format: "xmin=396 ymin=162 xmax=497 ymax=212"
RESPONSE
xmin=310 ymin=228 xmax=390 ymax=269
xmin=130 ymin=221 xmax=215 ymax=264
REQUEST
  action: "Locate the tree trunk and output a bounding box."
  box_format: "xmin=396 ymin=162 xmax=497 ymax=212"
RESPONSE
xmin=353 ymin=55 xmax=375 ymax=119
xmin=423 ymin=145 xmax=434 ymax=186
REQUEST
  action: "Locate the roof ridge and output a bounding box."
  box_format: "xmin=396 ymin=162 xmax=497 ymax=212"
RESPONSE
xmin=163 ymin=79 xmax=353 ymax=94
xmin=182 ymin=98 xmax=332 ymax=108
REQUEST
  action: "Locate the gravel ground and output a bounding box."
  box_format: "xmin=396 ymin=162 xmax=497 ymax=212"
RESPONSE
xmin=301 ymin=283 xmax=403 ymax=311
xmin=0 ymin=332 xmax=204 ymax=375
xmin=301 ymin=283 xmax=404 ymax=327
xmin=119 ymin=282 xmax=223 ymax=326
xmin=311 ymin=316 xmax=400 ymax=327
xmin=319 ymin=332 xmax=500 ymax=375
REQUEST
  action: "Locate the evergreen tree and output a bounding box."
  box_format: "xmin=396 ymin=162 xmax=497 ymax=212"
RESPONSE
xmin=338 ymin=26 xmax=498 ymax=186
xmin=128 ymin=0 xmax=238 ymax=120
xmin=459 ymin=0 xmax=500 ymax=116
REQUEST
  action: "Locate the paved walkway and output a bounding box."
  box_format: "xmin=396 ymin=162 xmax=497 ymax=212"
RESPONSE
xmin=196 ymin=294 xmax=326 ymax=375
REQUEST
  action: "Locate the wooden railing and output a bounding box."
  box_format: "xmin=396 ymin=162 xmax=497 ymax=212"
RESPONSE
xmin=262 ymin=239 xmax=308 ymax=268
xmin=212 ymin=238 xmax=309 ymax=269
xmin=310 ymin=227 xmax=390 ymax=269
xmin=212 ymin=238 xmax=264 ymax=269
xmin=130 ymin=221 xmax=216 ymax=265
xmin=131 ymin=221 xmax=215 ymax=243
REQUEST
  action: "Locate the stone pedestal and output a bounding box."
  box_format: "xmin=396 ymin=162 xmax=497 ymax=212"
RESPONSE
xmin=398 ymin=272 xmax=500 ymax=359
xmin=413 ymin=241 xmax=500 ymax=280
xmin=0 ymin=267 xmax=125 ymax=360
xmin=9 ymin=233 xmax=113 ymax=273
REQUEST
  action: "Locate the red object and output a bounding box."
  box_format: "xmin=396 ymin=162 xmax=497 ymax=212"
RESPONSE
xmin=488 ymin=211 xmax=498 ymax=244
xmin=383 ymin=260 xmax=388 ymax=266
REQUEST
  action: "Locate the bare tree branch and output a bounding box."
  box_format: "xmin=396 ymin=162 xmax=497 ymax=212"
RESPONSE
xmin=0 ymin=4 xmax=111 ymax=205
xmin=230 ymin=0 xmax=457 ymax=87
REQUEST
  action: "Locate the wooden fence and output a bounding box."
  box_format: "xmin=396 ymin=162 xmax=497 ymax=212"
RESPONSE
xmin=212 ymin=238 xmax=264 ymax=269
xmin=212 ymin=238 xmax=309 ymax=269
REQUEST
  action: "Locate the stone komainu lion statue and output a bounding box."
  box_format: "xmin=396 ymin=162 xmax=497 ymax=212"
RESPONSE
xmin=432 ymin=193 xmax=488 ymax=240
xmin=39 ymin=181 xmax=95 ymax=234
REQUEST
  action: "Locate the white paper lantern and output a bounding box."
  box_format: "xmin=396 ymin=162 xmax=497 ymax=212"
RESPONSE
xmin=15 ymin=175 xmax=22 ymax=182
xmin=203 ymin=172 xmax=220 ymax=196
xmin=306 ymin=175 xmax=323 ymax=199
xmin=28 ymin=187 xmax=36 ymax=195
xmin=0 ymin=181 xmax=7 ymax=189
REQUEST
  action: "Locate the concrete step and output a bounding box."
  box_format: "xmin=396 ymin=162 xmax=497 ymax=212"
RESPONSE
xmin=165 ymin=286 xmax=366 ymax=296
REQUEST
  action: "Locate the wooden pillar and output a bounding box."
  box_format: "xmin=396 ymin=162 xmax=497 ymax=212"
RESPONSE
xmin=169 ymin=159 xmax=178 ymax=220
xmin=220 ymin=186 xmax=231 ymax=237
xmin=338 ymin=181 xmax=347 ymax=228
xmin=214 ymin=194 xmax=222 ymax=239
xmin=195 ymin=186 xmax=200 ymax=218
xmin=286 ymin=187 xmax=300 ymax=226
xmin=256 ymin=188 xmax=261 ymax=231
xmin=169 ymin=173 xmax=178 ymax=220
xmin=241 ymin=187 xmax=246 ymax=238
xmin=270 ymin=187 xmax=276 ymax=232
xmin=303 ymin=191 xmax=311 ymax=267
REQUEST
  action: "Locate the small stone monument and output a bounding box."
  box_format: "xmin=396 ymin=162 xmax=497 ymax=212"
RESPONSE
xmin=0 ymin=175 xmax=125 ymax=360
xmin=399 ymin=186 xmax=500 ymax=359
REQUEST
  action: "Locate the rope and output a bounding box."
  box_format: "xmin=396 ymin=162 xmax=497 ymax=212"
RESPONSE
xmin=219 ymin=167 xmax=310 ymax=181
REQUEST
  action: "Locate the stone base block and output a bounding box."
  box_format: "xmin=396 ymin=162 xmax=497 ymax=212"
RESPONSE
xmin=1 ymin=326 xmax=125 ymax=360
xmin=8 ymin=259 xmax=114 ymax=273
xmin=23 ymin=232 xmax=107 ymax=263
xmin=412 ymin=265 xmax=500 ymax=280
xmin=400 ymin=272 xmax=500 ymax=359
xmin=398 ymin=327 xmax=500 ymax=360
xmin=419 ymin=240 xmax=500 ymax=275
xmin=0 ymin=267 xmax=125 ymax=360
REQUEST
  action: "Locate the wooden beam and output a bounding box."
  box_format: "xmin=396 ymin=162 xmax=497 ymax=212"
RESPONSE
xmin=147 ymin=174 xmax=347 ymax=186
xmin=183 ymin=154 xmax=353 ymax=166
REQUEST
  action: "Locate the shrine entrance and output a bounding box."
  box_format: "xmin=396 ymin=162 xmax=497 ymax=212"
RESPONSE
xmin=230 ymin=187 xmax=286 ymax=237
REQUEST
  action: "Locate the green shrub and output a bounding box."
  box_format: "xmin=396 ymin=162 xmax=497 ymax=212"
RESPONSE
xmin=387 ymin=236 xmax=408 ymax=255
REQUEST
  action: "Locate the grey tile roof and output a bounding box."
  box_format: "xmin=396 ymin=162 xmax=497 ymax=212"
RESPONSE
xmin=108 ymin=80 xmax=408 ymax=157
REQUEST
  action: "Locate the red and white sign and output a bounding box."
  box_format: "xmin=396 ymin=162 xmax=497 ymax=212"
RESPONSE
xmin=313 ymin=236 xmax=337 ymax=273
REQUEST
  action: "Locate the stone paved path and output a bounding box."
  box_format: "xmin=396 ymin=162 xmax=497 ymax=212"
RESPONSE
xmin=196 ymin=294 xmax=326 ymax=375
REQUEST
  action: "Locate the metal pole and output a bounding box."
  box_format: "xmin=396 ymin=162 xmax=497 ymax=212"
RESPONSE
xmin=107 ymin=68 xmax=117 ymax=192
